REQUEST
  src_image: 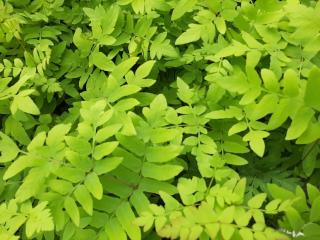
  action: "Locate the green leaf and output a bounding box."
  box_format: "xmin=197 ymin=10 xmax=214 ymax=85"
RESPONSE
xmin=54 ymin=167 xmax=85 ymax=183
xmin=243 ymin=131 xmax=269 ymax=157
xmin=64 ymin=196 xmax=80 ymax=226
xmin=93 ymin=141 xmax=119 ymax=160
xmin=94 ymin=157 xmax=123 ymax=175
xmin=142 ymin=163 xmax=183 ymax=181
xmin=0 ymin=132 xmax=19 ymax=162
xmin=215 ymin=17 xmax=226 ymax=34
xmin=283 ymin=69 xmax=299 ymax=97
xmin=116 ymin=202 xmax=141 ymax=240
xmin=248 ymin=193 xmax=267 ymax=209
xmin=90 ymin=51 xmax=115 ymax=71
xmin=145 ymin=145 xmax=183 ymax=163
xmin=261 ymin=69 xmax=279 ymax=92
xmin=96 ymin=124 xmax=122 ymax=143
xmin=310 ymin=197 xmax=320 ymax=222
xmin=74 ymin=185 xmax=93 ymax=215
xmin=305 ymin=68 xmax=320 ymax=111
xmin=3 ymin=155 xmax=33 ymax=180
xmin=135 ymin=60 xmax=155 ymax=79
xmin=285 ymin=106 xmax=314 ymax=140
xmin=109 ymin=85 xmax=141 ymax=102
xmin=85 ymin=172 xmax=103 ymax=200
xmin=221 ymin=224 xmax=235 ymax=240
xmin=105 ymin=217 xmax=127 ymax=240
xmin=285 ymin=206 xmax=304 ymax=231
xmin=111 ymin=57 xmax=139 ymax=81
xmin=239 ymin=228 xmax=253 ymax=240
xmin=47 ymin=124 xmax=71 ymax=146
xmin=267 ymin=184 xmax=295 ymax=200
xmin=175 ymin=24 xmax=201 ymax=45
xmin=14 ymin=96 xmax=40 ymax=115
xmin=224 ymin=153 xmax=248 ymax=166
xmin=171 ymin=0 xmax=197 ymax=20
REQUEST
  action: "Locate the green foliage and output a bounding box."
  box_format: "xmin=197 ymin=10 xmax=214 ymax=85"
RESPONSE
xmin=0 ymin=0 xmax=319 ymax=239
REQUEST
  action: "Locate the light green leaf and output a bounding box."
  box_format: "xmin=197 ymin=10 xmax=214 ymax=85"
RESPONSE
xmin=116 ymin=202 xmax=141 ymax=240
xmin=215 ymin=17 xmax=226 ymax=34
xmin=175 ymin=24 xmax=201 ymax=45
xmin=85 ymin=172 xmax=103 ymax=200
xmin=305 ymin=68 xmax=320 ymax=111
xmin=285 ymin=106 xmax=314 ymax=140
xmin=93 ymin=141 xmax=119 ymax=160
xmin=94 ymin=157 xmax=123 ymax=175
xmin=145 ymin=145 xmax=183 ymax=163
xmin=109 ymin=85 xmax=141 ymax=102
xmin=0 ymin=132 xmax=19 ymax=163
xmin=90 ymin=51 xmax=115 ymax=71
xmin=224 ymin=153 xmax=248 ymax=166
xmin=261 ymin=69 xmax=279 ymax=92
xmin=47 ymin=124 xmax=71 ymax=146
xmin=111 ymin=57 xmax=139 ymax=81
xmin=105 ymin=217 xmax=127 ymax=240
xmin=310 ymin=197 xmax=320 ymax=222
xmin=228 ymin=122 xmax=248 ymax=136
xmin=135 ymin=60 xmax=155 ymax=79
xmin=283 ymin=69 xmax=299 ymax=97
xmin=142 ymin=163 xmax=183 ymax=180
xmin=96 ymin=124 xmax=122 ymax=143
xmin=248 ymin=193 xmax=267 ymax=209
xmin=74 ymin=185 xmax=93 ymax=215
xmin=14 ymin=96 xmax=40 ymax=115
xmin=64 ymin=196 xmax=80 ymax=226
xmin=171 ymin=0 xmax=197 ymax=20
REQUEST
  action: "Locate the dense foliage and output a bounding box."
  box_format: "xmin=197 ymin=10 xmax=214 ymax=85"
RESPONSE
xmin=0 ymin=0 xmax=320 ymax=239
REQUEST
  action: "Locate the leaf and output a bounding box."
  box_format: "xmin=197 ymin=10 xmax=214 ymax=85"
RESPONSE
xmin=90 ymin=51 xmax=115 ymax=71
xmin=93 ymin=141 xmax=119 ymax=160
xmin=246 ymin=50 xmax=261 ymax=68
xmin=215 ymin=17 xmax=226 ymax=34
xmin=47 ymin=124 xmax=71 ymax=146
xmin=94 ymin=157 xmax=123 ymax=175
xmin=74 ymin=185 xmax=93 ymax=215
xmin=285 ymin=106 xmax=314 ymax=140
xmin=175 ymin=24 xmax=201 ymax=45
xmin=96 ymin=124 xmax=122 ymax=143
xmin=145 ymin=145 xmax=183 ymax=163
xmin=310 ymin=196 xmax=320 ymax=222
xmin=267 ymin=184 xmax=295 ymax=200
xmin=105 ymin=217 xmax=127 ymax=240
xmin=3 ymin=155 xmax=33 ymax=180
xmin=248 ymin=193 xmax=267 ymax=209
xmin=116 ymin=202 xmax=141 ymax=240
xmin=305 ymin=68 xmax=320 ymax=111
xmin=15 ymin=96 xmax=40 ymax=115
xmin=135 ymin=60 xmax=155 ymax=79
xmin=85 ymin=172 xmax=103 ymax=200
xmin=261 ymin=69 xmax=279 ymax=92
xmin=109 ymin=85 xmax=141 ymax=102
xmin=142 ymin=163 xmax=183 ymax=180
xmin=111 ymin=57 xmax=139 ymax=81
xmin=54 ymin=167 xmax=85 ymax=183
xmin=221 ymin=224 xmax=235 ymax=240
xmin=171 ymin=0 xmax=197 ymax=20
xmin=239 ymin=228 xmax=253 ymax=240
xmin=283 ymin=69 xmax=299 ymax=97
xmin=243 ymin=131 xmax=269 ymax=157
xmin=64 ymin=196 xmax=80 ymax=226
xmin=285 ymin=207 xmax=304 ymax=231
xmin=0 ymin=132 xmax=19 ymax=162
xmin=224 ymin=153 xmax=248 ymax=166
